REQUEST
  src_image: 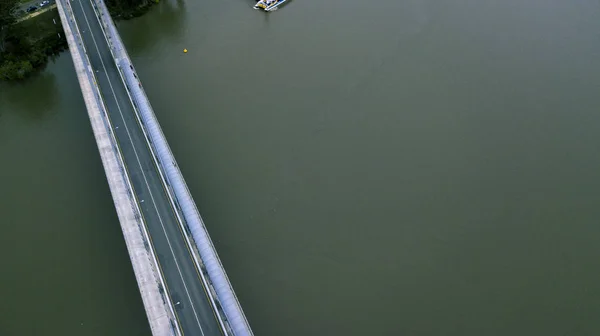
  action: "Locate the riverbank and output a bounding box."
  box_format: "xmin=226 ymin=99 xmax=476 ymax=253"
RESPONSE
xmin=0 ymin=0 xmax=157 ymax=81
xmin=0 ymin=8 xmax=67 ymax=81
xmin=105 ymin=0 xmax=158 ymax=20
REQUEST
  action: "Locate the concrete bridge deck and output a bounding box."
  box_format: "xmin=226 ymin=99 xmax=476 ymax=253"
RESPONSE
xmin=68 ymin=0 xmax=223 ymax=333
xmin=56 ymin=0 xmax=250 ymax=334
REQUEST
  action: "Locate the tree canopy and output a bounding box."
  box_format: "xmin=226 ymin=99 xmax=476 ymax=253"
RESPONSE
xmin=0 ymin=0 xmax=20 ymax=53
xmin=0 ymin=0 xmax=19 ymax=27
xmin=105 ymin=0 xmax=156 ymax=19
xmin=1 ymin=0 xmax=152 ymax=81
xmin=0 ymin=6 xmax=67 ymax=81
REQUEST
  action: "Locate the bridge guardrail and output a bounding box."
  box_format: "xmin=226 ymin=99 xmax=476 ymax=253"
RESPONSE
xmin=84 ymin=3 xmax=230 ymax=334
xmin=87 ymin=1 xmax=254 ymax=335
xmin=56 ymin=1 xmax=180 ymax=334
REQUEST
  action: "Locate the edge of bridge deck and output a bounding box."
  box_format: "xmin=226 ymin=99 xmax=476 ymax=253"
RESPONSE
xmin=89 ymin=0 xmax=254 ymax=334
xmin=56 ymin=1 xmax=180 ymax=335
xmin=59 ymin=0 xmax=254 ymax=334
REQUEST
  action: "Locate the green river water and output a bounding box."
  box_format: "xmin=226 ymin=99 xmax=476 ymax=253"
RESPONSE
xmin=1 ymin=1 xmax=600 ymax=335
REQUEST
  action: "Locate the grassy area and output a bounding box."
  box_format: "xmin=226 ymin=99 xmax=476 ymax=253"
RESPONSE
xmin=0 ymin=8 xmax=67 ymax=81
xmin=16 ymin=4 xmax=58 ymax=23
xmin=16 ymin=7 xmax=61 ymax=39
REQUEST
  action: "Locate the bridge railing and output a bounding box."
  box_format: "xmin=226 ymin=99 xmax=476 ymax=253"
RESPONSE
xmin=56 ymin=1 xmax=180 ymax=335
xmin=87 ymin=1 xmax=254 ymax=335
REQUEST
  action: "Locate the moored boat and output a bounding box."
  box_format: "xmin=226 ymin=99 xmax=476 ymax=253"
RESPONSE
xmin=254 ymin=0 xmax=287 ymax=11
xmin=253 ymin=0 xmax=266 ymax=9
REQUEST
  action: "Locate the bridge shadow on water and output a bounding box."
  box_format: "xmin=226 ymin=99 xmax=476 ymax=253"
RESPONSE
xmin=117 ymin=0 xmax=187 ymax=57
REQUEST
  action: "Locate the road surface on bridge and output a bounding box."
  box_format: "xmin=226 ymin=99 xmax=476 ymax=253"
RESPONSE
xmin=70 ymin=0 xmax=224 ymax=334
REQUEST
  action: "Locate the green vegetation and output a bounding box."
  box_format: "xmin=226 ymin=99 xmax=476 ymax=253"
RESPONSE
xmin=0 ymin=4 xmax=67 ymax=81
xmin=0 ymin=0 xmax=155 ymax=81
xmin=105 ymin=0 xmax=158 ymax=20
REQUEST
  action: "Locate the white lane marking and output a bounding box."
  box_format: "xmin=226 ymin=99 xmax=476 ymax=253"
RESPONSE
xmin=85 ymin=5 xmax=229 ymax=333
xmin=74 ymin=2 xmax=205 ymax=335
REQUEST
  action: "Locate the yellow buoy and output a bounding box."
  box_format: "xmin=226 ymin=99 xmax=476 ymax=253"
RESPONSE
xmin=183 ymin=49 xmax=188 ymax=53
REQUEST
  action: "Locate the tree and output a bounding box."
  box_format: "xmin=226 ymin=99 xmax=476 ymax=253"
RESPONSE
xmin=105 ymin=0 xmax=153 ymax=19
xmin=0 ymin=0 xmax=20 ymax=52
xmin=0 ymin=59 xmax=33 ymax=80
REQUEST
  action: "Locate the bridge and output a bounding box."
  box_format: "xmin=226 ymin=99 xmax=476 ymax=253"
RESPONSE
xmin=54 ymin=0 xmax=254 ymax=335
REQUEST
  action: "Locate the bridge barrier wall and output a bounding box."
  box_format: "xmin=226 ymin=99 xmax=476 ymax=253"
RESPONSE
xmin=56 ymin=1 xmax=180 ymax=335
xmin=88 ymin=1 xmax=254 ymax=335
